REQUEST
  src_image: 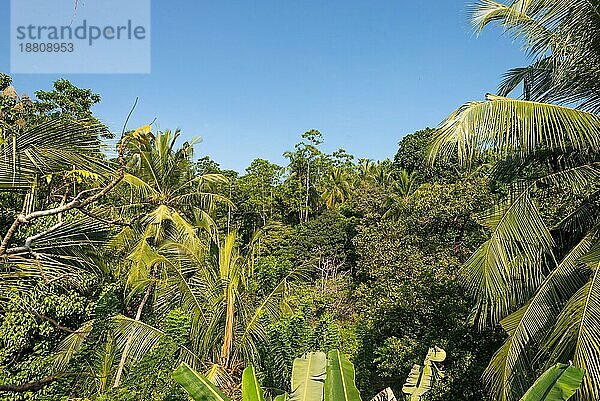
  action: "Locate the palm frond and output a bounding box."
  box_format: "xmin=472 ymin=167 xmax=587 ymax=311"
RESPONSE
xmin=112 ymin=315 xmax=202 ymax=368
xmin=470 ymin=0 xmax=556 ymax=55
xmin=429 ymin=95 xmax=600 ymax=165
xmin=0 ymin=118 xmax=112 ymax=189
xmin=460 ymin=189 xmax=553 ymax=328
xmin=483 ymin=227 xmax=597 ymax=400
xmin=53 ymin=320 xmax=95 ymax=371
xmin=544 ymin=263 xmax=600 ymax=401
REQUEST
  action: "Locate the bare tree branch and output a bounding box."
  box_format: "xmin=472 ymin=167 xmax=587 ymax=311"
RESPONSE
xmin=0 ymin=98 xmax=139 ymax=258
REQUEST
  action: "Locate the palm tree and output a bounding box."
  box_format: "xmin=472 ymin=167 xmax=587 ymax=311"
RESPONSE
xmin=382 ymin=169 xmax=419 ymax=220
xmin=358 ymin=159 xmax=396 ymax=189
xmin=321 ymin=167 xmax=353 ymax=209
xmin=109 ymin=128 xmax=231 ymax=387
xmin=0 ymin=116 xmax=124 ymax=296
xmin=429 ymin=2 xmax=600 ymax=400
xmin=50 ymin=129 xmax=236 ymax=391
xmin=111 ymin=230 xmax=297 ymax=392
xmin=394 ymin=169 xmax=418 ymax=200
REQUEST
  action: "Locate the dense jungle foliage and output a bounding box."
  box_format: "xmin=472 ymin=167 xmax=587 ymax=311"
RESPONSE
xmin=1 ymin=1 xmax=600 ymax=401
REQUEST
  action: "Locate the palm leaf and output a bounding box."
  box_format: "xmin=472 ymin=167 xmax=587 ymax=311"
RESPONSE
xmin=112 ymin=315 xmax=201 ymax=368
xmin=0 ymin=118 xmax=112 ymax=189
xmin=429 ymin=95 xmax=600 ymax=166
xmin=52 ymin=320 xmax=95 ymax=371
xmin=545 ymin=264 xmax=600 ymax=400
xmin=483 ymin=227 xmax=596 ymax=401
xmin=460 ymin=189 xmax=553 ymax=327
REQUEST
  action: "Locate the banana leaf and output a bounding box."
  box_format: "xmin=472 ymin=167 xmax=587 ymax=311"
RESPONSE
xmin=518 ymin=363 xmax=583 ymax=401
xmin=172 ymin=362 xmax=231 ymax=401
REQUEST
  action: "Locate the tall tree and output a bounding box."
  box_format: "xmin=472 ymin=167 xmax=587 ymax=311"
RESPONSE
xmin=429 ymin=2 xmax=600 ymax=400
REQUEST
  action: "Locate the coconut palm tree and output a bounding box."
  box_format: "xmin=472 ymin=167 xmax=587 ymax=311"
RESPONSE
xmin=51 ymin=129 xmax=237 ymax=390
xmin=429 ymin=2 xmax=600 ymax=401
xmin=108 ymin=128 xmax=231 ymax=386
xmin=321 ymin=167 xmax=353 ymax=209
xmin=111 ymin=230 xmax=298 ymax=392
xmin=0 ymin=116 xmax=124 ymax=296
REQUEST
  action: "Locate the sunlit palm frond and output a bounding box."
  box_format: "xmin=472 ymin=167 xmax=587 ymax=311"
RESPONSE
xmin=112 ymin=315 xmax=202 ymax=368
xmin=0 ymin=118 xmax=112 ymax=189
xmin=122 ymin=173 xmax=156 ymax=199
xmin=471 ymin=0 xmax=600 ymax=110
xmin=470 ymin=0 xmax=556 ymax=55
xmin=483 ymin=227 xmax=598 ymax=401
xmin=544 ymin=262 xmax=600 ymax=401
xmin=53 ymin=320 xmax=95 ymax=371
xmin=534 ymin=163 xmax=600 ymax=194
xmin=460 ymin=189 xmax=553 ymax=328
xmin=429 ymin=95 xmax=600 ymax=165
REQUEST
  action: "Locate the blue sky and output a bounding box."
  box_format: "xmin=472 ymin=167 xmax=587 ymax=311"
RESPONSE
xmin=0 ymin=1 xmax=527 ymax=172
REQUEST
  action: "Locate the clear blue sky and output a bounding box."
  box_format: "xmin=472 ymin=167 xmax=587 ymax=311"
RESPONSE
xmin=0 ymin=1 xmax=526 ymax=172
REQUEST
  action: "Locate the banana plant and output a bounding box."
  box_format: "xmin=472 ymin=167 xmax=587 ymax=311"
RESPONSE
xmin=370 ymin=388 xmax=396 ymax=401
xmin=324 ymin=350 xmax=362 ymax=401
xmin=172 ymin=362 xmax=231 ymax=401
xmin=289 ymin=351 xmax=326 ymax=401
xmin=401 ymin=347 xmax=446 ymax=401
xmin=518 ymin=363 xmax=583 ymax=401
xmin=173 ymin=350 xmax=362 ymax=401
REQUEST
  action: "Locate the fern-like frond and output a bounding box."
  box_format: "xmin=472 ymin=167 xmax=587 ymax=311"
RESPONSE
xmin=429 ymin=95 xmax=600 ymax=165
xmin=460 ymin=189 xmax=553 ymax=328
xmin=545 ymin=263 xmax=600 ymax=400
xmin=483 ymin=227 xmax=598 ymax=401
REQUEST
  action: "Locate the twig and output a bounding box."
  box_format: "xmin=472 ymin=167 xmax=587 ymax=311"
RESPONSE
xmin=27 ymin=309 xmax=77 ymax=334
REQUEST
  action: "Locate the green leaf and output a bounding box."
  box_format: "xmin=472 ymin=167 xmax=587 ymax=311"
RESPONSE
xmin=324 ymin=350 xmax=362 ymax=401
xmin=172 ymin=362 xmax=231 ymax=401
xmin=290 ymin=352 xmax=327 ymax=401
xmin=518 ymin=363 xmax=583 ymax=401
xmin=429 ymin=95 xmax=600 ymax=166
xmin=402 ymin=364 xmax=433 ymax=401
xmin=459 ymin=189 xmax=553 ymax=328
xmin=242 ymin=366 xmax=265 ymax=401
xmin=402 ymin=347 xmax=446 ymax=401
xmin=274 ymin=393 xmax=289 ymax=401
xmin=545 ymin=265 xmax=600 ymax=401
xmin=482 ymin=228 xmax=597 ymax=401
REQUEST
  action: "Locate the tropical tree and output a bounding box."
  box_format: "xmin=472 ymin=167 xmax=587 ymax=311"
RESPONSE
xmin=108 ymin=128 xmax=231 ymax=387
xmin=28 ymin=128 xmax=231 ymax=392
xmin=0 ymin=90 xmax=132 ymax=395
xmin=284 ymin=130 xmax=325 ymax=223
xmin=111 ymin=230 xmax=298 ymax=393
xmin=429 ymin=1 xmax=600 ymax=400
xmin=321 ymin=167 xmax=353 ymax=210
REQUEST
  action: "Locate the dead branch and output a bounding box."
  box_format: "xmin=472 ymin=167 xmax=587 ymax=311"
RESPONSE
xmin=0 ymin=375 xmax=60 ymax=393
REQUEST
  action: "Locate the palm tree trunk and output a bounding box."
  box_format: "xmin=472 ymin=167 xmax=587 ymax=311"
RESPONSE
xmin=113 ymin=277 xmax=155 ymax=388
xmin=220 ymin=284 xmax=235 ymax=367
xmin=304 ymin=160 xmax=310 ymax=223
